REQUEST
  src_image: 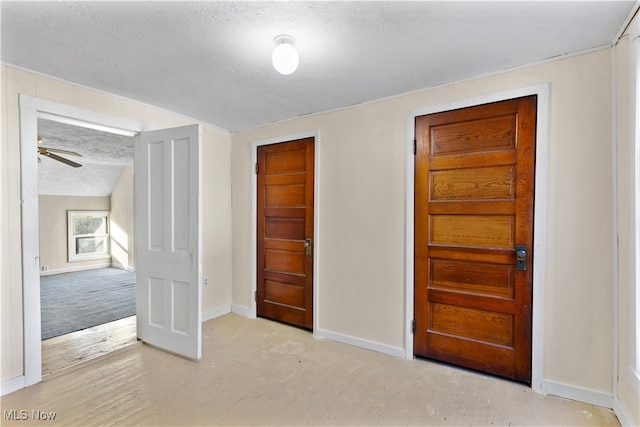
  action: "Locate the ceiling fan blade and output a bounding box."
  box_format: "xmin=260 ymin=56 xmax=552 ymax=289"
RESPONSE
xmin=39 ymin=146 xmax=82 ymax=157
xmin=42 ymin=151 xmax=83 ymax=168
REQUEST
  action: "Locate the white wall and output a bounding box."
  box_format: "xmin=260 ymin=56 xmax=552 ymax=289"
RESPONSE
xmin=110 ymin=165 xmax=134 ymax=270
xmin=38 ymin=166 xmax=135 ymax=273
xmin=38 ymin=195 xmax=111 ymax=273
xmin=231 ymin=49 xmax=615 ymax=400
xmin=0 ymin=66 xmax=232 ymax=383
xmin=614 ymin=12 xmax=640 ymax=426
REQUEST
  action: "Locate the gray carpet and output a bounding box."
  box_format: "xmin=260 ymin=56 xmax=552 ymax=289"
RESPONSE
xmin=40 ymin=267 xmax=136 ymax=340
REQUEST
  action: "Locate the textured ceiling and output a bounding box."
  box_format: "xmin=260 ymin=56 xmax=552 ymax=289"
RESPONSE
xmin=2 ymin=1 xmax=636 ymax=132
xmin=3 ymin=1 xmax=636 ymax=197
xmin=37 ymin=119 xmax=133 ymax=197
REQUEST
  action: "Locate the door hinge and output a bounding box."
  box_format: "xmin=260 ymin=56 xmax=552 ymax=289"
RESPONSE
xmin=254 ymin=290 xmax=258 ymax=302
xmin=411 ymin=319 xmax=416 ymax=334
xmin=255 ymin=163 xmax=259 ymax=174
xmin=413 ymin=138 xmax=417 ymax=155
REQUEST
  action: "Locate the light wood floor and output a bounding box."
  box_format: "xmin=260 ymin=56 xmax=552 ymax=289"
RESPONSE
xmin=4 ymin=314 xmax=619 ymax=426
xmin=42 ymin=316 xmax=138 ymax=376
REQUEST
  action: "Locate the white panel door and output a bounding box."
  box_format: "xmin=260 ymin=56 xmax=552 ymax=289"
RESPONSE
xmin=135 ymin=124 xmax=202 ymax=360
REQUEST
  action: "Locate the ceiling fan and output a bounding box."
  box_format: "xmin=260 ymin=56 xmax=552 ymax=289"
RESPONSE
xmin=37 ymin=136 xmax=83 ymax=168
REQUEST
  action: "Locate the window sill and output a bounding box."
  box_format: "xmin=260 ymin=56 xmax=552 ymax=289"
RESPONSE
xmin=68 ymin=254 xmax=112 ymax=263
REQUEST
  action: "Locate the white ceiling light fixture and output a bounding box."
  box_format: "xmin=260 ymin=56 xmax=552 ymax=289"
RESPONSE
xmin=272 ymin=34 xmax=299 ymax=75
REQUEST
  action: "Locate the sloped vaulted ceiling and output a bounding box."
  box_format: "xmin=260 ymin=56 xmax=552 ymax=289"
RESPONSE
xmin=37 ymin=119 xmax=133 ymax=197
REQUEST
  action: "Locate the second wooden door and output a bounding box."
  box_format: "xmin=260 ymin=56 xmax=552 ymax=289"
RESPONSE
xmin=414 ymin=96 xmax=536 ymax=383
xmin=257 ymin=138 xmax=314 ymax=329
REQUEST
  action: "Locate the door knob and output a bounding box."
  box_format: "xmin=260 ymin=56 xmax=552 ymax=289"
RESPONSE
xmin=515 ymin=245 xmax=526 ymax=271
xmin=304 ymin=238 xmax=312 ymax=256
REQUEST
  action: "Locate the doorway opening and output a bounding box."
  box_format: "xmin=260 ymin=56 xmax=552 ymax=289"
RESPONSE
xmin=37 ymin=118 xmax=137 ymax=375
xmin=20 ymin=95 xmax=142 ymax=386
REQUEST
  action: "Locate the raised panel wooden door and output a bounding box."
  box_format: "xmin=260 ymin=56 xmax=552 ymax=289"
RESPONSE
xmin=414 ymin=96 xmax=536 ymax=383
xmin=257 ymin=138 xmax=314 ymax=329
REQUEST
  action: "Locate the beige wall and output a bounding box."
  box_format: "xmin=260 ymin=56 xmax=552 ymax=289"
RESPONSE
xmin=39 ymin=166 xmax=134 ymax=273
xmin=0 ymin=66 xmax=232 ymax=382
xmin=232 ymin=49 xmax=615 ymax=395
xmin=2 ymin=32 xmax=637 ymax=423
xmin=110 ymin=165 xmax=134 ymax=270
xmin=614 ymin=12 xmax=640 ymax=426
xmin=38 ymin=195 xmax=111 ymax=272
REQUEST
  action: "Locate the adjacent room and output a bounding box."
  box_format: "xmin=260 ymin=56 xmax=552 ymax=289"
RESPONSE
xmin=1 ymin=2 xmax=639 ymax=426
xmin=37 ymin=119 xmax=136 ymax=374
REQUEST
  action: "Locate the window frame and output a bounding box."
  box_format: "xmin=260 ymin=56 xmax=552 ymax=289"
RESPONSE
xmin=67 ymin=210 xmax=111 ymax=262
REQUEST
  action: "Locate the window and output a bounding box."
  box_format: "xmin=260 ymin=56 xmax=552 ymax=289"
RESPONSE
xmin=67 ymin=211 xmax=110 ymax=262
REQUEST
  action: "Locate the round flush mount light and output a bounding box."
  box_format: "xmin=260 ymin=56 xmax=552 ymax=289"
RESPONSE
xmin=272 ymin=34 xmax=299 ymax=75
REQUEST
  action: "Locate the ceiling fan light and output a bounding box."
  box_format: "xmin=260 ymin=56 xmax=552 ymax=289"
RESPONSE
xmin=272 ymin=35 xmax=299 ymax=75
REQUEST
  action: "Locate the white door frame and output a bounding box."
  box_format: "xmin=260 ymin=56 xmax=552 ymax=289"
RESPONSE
xmin=249 ymin=131 xmax=321 ymax=332
xmin=405 ymin=84 xmax=550 ymax=393
xmin=19 ymin=94 xmax=142 ymax=387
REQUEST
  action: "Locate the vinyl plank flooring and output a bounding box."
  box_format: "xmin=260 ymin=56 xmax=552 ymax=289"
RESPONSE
xmin=3 ymin=314 xmax=620 ymax=426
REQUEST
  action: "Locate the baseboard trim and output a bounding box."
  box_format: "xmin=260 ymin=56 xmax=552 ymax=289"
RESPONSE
xmin=314 ymin=328 xmax=406 ymax=358
xmin=203 ymin=306 xmax=231 ymax=322
xmin=39 ymin=263 xmax=112 ymax=276
xmin=613 ymin=397 xmax=634 ymax=426
xmin=110 ymin=264 xmax=134 ymax=272
xmin=231 ymin=304 xmax=255 ymax=318
xmin=1 ymin=375 xmax=26 ymax=396
xmin=542 ymin=380 xmax=614 ymax=408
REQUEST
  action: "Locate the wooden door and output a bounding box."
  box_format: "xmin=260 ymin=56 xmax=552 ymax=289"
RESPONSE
xmin=135 ymin=124 xmax=202 ymax=360
xmin=257 ymin=138 xmax=314 ymax=329
xmin=414 ymin=96 xmax=536 ymax=383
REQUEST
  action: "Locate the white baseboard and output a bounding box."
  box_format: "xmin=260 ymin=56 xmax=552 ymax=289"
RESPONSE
xmin=39 ymin=262 xmax=111 ymax=276
xmin=314 ymin=328 xmax=406 ymax=358
xmin=203 ymin=305 xmax=231 ymax=322
xmin=231 ymin=304 xmax=255 ymax=318
xmin=613 ymin=397 xmax=635 ymax=427
xmin=110 ymin=263 xmax=134 ymax=272
xmin=542 ymin=380 xmax=614 ymax=408
xmin=1 ymin=375 xmax=26 ymax=396
xmin=226 ymin=308 xmax=403 ymax=360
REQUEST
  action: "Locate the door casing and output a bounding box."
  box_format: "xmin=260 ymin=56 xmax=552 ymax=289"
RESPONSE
xmin=250 ymin=131 xmax=320 ymax=333
xmin=18 ymin=95 xmax=142 ymax=388
xmin=405 ymin=84 xmax=549 ymax=393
